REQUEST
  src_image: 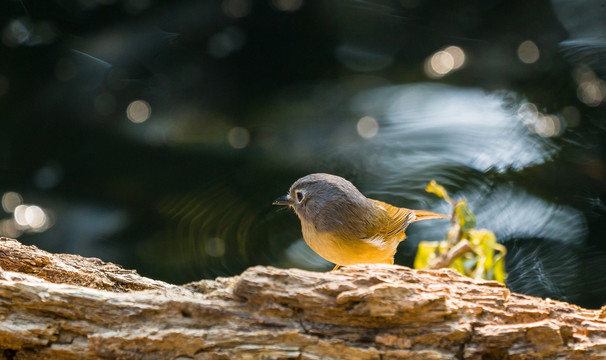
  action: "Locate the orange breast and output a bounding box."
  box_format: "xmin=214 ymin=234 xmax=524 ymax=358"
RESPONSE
xmin=301 ymin=220 xmax=399 ymax=266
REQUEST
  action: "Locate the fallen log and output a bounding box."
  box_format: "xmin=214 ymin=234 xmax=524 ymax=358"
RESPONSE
xmin=0 ymin=237 xmax=605 ymax=359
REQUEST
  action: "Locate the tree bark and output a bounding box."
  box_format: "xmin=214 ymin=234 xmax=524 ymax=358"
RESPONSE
xmin=0 ymin=237 xmax=605 ymax=359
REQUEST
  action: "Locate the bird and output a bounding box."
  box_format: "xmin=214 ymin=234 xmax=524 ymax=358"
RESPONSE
xmin=273 ymin=173 xmax=449 ymax=270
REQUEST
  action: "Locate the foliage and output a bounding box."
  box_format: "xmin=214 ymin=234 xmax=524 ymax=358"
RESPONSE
xmin=414 ymin=181 xmax=507 ymax=284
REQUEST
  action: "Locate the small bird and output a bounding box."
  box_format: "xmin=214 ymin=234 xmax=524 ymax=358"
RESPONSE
xmin=273 ymin=173 xmax=448 ymax=270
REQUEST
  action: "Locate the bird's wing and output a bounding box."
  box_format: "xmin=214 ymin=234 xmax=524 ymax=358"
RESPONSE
xmin=370 ymin=199 xmax=416 ymax=237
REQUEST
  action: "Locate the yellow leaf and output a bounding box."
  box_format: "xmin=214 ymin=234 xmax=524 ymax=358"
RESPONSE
xmin=426 ymin=180 xmax=453 ymax=204
xmin=469 ymin=229 xmax=496 ymax=271
xmin=450 ymin=257 xmax=466 ymax=275
xmin=414 ymin=240 xmax=467 ymax=276
xmin=493 ymin=252 xmax=507 ymax=284
xmin=414 ymin=241 xmax=441 ymax=269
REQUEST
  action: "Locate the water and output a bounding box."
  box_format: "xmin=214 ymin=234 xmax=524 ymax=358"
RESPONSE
xmin=1 ymin=0 xmax=606 ymax=308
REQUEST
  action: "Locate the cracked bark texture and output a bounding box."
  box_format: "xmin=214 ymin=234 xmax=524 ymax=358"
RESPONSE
xmin=0 ymin=237 xmax=605 ymax=359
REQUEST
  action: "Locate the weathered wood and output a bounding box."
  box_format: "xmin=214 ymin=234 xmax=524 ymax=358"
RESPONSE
xmin=0 ymin=237 xmax=605 ymax=359
xmin=0 ymin=238 xmax=174 ymax=292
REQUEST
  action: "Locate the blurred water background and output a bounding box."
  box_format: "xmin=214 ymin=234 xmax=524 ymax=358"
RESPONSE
xmin=2 ymin=0 xmax=606 ymax=308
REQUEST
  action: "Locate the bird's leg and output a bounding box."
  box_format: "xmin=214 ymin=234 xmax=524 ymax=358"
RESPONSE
xmin=332 ymin=264 xmax=340 ymax=271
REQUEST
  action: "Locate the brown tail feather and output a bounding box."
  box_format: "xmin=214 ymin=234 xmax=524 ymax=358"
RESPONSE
xmin=412 ymin=209 xmax=450 ymax=222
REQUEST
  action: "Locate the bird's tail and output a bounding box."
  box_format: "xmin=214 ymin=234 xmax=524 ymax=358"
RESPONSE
xmin=412 ymin=209 xmax=450 ymax=222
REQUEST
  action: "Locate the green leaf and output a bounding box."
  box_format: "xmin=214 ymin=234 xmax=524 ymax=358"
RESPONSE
xmin=454 ymin=200 xmax=476 ymax=232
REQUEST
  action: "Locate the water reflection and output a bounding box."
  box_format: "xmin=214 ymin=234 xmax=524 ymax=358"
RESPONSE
xmin=286 ymin=237 xmax=331 ymax=269
xmin=153 ymin=184 xmax=261 ymax=277
xmin=552 ymin=0 xmax=606 ymax=107
xmin=506 ymin=241 xmax=581 ymax=302
xmin=349 ymin=83 xmax=558 ymax=176
xmin=333 ymin=1 xmax=405 ymax=72
xmin=54 ymin=50 xmax=112 ymax=93
xmin=469 ymin=185 xmax=586 ymax=245
xmin=552 ymin=0 xmax=606 ymax=73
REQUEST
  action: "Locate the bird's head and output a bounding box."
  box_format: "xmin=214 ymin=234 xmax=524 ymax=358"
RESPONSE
xmin=273 ymin=173 xmax=375 ymax=233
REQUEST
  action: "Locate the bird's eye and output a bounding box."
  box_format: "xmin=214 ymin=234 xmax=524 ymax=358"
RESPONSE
xmin=296 ymin=191 xmax=304 ymax=202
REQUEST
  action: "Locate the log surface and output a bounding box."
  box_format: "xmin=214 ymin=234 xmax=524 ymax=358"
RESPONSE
xmin=0 ymin=237 xmax=605 ymax=359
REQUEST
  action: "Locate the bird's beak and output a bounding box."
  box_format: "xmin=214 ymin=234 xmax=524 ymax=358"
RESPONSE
xmin=273 ymin=195 xmax=292 ymax=206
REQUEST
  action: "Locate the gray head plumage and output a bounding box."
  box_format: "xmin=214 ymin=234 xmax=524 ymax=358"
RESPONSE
xmin=282 ymin=173 xmax=377 ymax=235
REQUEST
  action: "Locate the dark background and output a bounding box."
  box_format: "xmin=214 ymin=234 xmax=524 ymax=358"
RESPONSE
xmin=2 ymin=0 xmax=606 ymax=308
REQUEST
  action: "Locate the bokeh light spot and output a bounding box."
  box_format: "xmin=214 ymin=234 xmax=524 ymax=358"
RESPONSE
xmin=0 ymin=219 xmax=22 ymax=238
xmin=2 ymin=19 xmax=31 ymax=47
xmin=577 ymin=80 xmax=605 ymax=107
xmin=13 ymin=204 xmax=50 ymax=232
xmin=126 ymin=100 xmax=151 ymax=123
xmin=424 ymin=46 xmax=466 ymax=78
xmin=272 ymin=0 xmax=303 ymax=12
xmin=573 ymin=65 xmax=596 ymax=84
xmin=534 ymin=114 xmax=561 ymax=137
xmin=13 ymin=205 xmax=29 ymax=226
xmin=208 ymin=27 xmax=246 ymax=58
xmin=517 ymin=102 xmax=564 ymax=137
xmin=25 ymin=206 xmax=46 ymax=229
xmin=572 ymin=65 xmax=606 ymax=107
xmin=444 ymin=46 xmax=466 ymax=69
xmin=34 ymin=163 xmax=63 ymax=190
xmin=2 ymin=192 xmax=22 ymax=213
xmin=356 ymin=116 xmax=379 ymax=139
xmin=222 ymin=0 xmax=251 ymax=18
xmin=227 ymin=127 xmax=250 ymax=149
xmin=205 ymin=237 xmax=226 ymax=257
xmin=517 ymin=40 xmax=540 ymax=64
xmin=517 ymin=102 xmax=539 ymax=124
xmin=430 ymin=51 xmax=454 ymax=75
